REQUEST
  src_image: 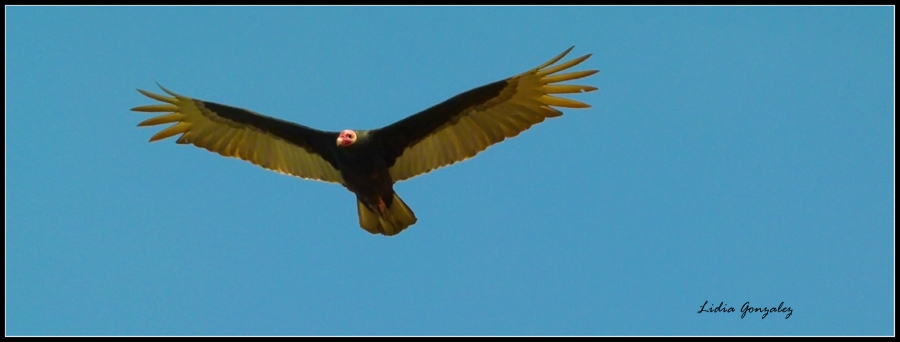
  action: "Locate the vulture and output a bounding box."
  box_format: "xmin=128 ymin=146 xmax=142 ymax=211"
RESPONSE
xmin=131 ymin=46 xmax=598 ymax=236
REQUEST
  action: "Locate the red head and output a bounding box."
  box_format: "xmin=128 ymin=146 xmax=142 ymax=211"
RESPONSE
xmin=336 ymin=129 xmax=357 ymax=147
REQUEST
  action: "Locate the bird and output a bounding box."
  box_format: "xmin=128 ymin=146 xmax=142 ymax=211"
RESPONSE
xmin=131 ymin=46 xmax=598 ymax=236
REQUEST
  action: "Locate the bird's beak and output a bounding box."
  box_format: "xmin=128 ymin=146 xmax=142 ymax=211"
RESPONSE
xmin=336 ymin=137 xmax=343 ymax=146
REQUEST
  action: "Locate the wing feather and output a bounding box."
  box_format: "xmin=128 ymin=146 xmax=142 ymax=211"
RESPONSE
xmin=378 ymin=46 xmax=598 ymax=182
xmin=469 ymin=112 xmax=501 ymax=141
xmin=541 ymin=70 xmax=599 ymax=84
xmin=131 ymin=85 xmax=344 ymax=184
xmin=463 ymin=116 xmax=491 ymax=149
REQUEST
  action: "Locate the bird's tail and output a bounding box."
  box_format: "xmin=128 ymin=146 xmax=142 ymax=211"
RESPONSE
xmin=357 ymin=193 xmax=418 ymax=236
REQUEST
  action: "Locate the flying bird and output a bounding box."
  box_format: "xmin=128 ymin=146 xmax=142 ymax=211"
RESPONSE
xmin=131 ymin=46 xmax=598 ymax=236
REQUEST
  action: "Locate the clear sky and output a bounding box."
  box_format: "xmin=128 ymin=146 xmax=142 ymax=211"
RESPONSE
xmin=6 ymin=6 xmax=894 ymax=336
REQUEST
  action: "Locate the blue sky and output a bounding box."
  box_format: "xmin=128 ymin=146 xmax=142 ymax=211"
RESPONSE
xmin=6 ymin=6 xmax=894 ymax=336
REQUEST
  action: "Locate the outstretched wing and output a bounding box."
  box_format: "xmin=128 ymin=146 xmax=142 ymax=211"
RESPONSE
xmin=131 ymin=85 xmax=345 ymax=184
xmin=375 ymin=46 xmax=598 ymax=182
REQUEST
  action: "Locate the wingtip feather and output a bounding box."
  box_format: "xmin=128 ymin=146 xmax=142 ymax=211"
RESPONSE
xmin=534 ymin=46 xmax=576 ymax=70
xmin=536 ymin=53 xmax=592 ymax=77
xmin=148 ymin=122 xmax=191 ymax=142
xmin=156 ymin=83 xmax=180 ymax=98
xmin=131 ymin=104 xmax=180 ymax=113
xmin=541 ymin=95 xmax=591 ymax=109
xmin=541 ymin=70 xmax=599 ymax=84
xmin=542 ymin=84 xmax=598 ymax=94
xmin=137 ymin=113 xmax=185 ymax=127
xmin=136 ymin=88 xmax=179 ymax=105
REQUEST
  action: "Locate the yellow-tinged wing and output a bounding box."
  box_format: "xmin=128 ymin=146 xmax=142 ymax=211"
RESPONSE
xmin=131 ymin=85 xmax=345 ymax=184
xmin=376 ymin=46 xmax=598 ymax=182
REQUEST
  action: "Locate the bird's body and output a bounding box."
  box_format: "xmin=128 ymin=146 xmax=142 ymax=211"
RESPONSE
xmin=131 ymin=47 xmax=598 ymax=236
xmin=331 ymin=131 xmax=417 ymax=234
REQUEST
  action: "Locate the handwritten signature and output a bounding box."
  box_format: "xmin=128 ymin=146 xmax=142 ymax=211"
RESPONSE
xmin=697 ymin=301 xmax=793 ymax=319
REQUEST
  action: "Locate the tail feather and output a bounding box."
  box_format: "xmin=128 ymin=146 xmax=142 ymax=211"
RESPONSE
xmin=357 ymin=193 xmax=418 ymax=236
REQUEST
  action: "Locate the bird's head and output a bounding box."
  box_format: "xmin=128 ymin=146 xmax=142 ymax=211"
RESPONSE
xmin=336 ymin=129 xmax=357 ymax=147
